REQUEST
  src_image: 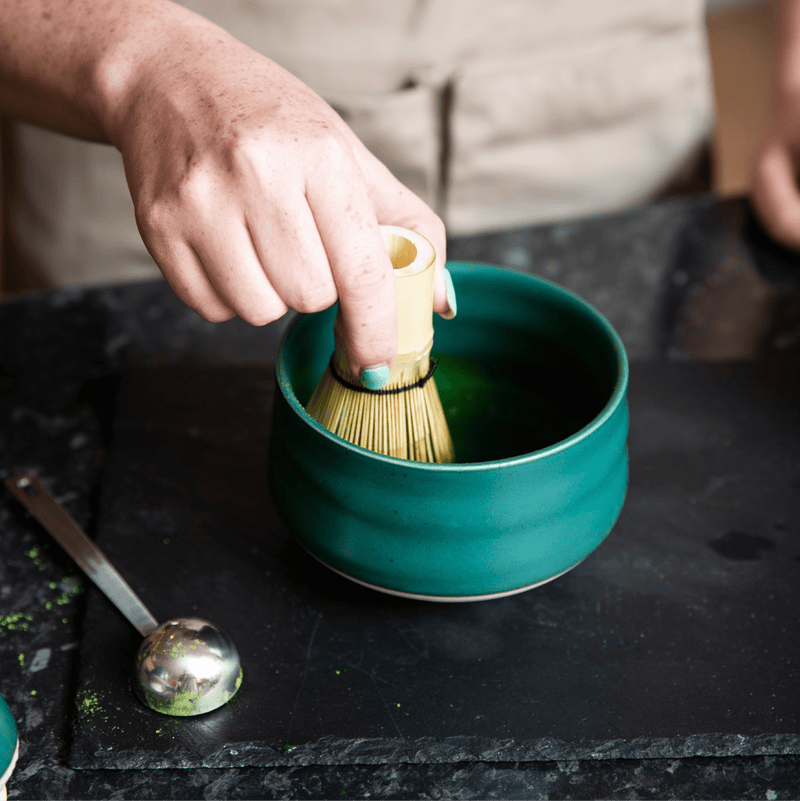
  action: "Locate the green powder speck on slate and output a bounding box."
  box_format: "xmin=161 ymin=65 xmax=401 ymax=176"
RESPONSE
xmin=0 ymin=612 xmax=34 ymax=632
xmin=1 ymin=574 xmax=84 ymax=633
xmin=25 ymin=546 xmax=48 ymax=572
xmin=78 ymin=689 xmax=107 ymax=720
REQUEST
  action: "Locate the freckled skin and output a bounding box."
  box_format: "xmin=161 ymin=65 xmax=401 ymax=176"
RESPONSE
xmin=0 ymin=0 xmax=452 ymax=377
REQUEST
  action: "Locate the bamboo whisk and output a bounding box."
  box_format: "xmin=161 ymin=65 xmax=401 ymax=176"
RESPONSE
xmin=306 ymin=226 xmax=455 ymax=463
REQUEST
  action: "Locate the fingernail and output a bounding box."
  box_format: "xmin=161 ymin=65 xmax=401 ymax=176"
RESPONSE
xmin=441 ymin=268 xmax=457 ymax=319
xmin=361 ymin=364 xmax=391 ymax=390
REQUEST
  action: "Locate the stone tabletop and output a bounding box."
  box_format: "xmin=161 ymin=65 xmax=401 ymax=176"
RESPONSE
xmin=1 ymin=194 xmax=799 ymax=799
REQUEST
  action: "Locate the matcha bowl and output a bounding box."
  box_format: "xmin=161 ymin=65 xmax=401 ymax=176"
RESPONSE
xmin=269 ymin=262 xmax=628 ymax=601
xmin=0 ymin=693 xmax=18 ymax=801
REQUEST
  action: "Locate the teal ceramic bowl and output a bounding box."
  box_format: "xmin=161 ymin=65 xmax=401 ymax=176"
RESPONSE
xmin=269 ymin=262 xmax=628 ymax=601
xmin=0 ymin=694 xmax=18 ymax=797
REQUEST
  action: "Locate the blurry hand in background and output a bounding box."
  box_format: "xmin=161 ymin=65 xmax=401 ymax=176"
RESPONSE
xmin=752 ymin=0 xmax=800 ymax=250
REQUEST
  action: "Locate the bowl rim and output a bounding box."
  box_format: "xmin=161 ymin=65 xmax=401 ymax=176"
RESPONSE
xmin=275 ymin=260 xmax=629 ymax=472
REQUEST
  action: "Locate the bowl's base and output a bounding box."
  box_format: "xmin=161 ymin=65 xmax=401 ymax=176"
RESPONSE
xmin=304 ymin=547 xmax=587 ymax=602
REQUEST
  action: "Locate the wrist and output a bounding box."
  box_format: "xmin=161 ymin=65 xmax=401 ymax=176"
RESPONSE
xmin=90 ymin=1 xmax=228 ymax=147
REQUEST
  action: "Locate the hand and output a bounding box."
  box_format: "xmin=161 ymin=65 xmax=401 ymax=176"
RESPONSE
xmin=106 ymin=12 xmax=451 ymax=382
xmin=750 ymin=0 xmax=800 ymax=251
xmin=751 ymin=91 xmax=800 ymax=250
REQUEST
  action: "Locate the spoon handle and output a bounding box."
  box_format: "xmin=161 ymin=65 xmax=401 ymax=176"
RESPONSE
xmin=5 ymin=474 xmax=159 ymax=637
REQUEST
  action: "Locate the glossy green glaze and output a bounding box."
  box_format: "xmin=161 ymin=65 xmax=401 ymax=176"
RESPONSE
xmin=269 ymin=262 xmax=629 ymax=600
xmin=0 ymin=693 xmax=16 ymax=776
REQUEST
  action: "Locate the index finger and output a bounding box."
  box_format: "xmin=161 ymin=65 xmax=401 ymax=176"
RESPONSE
xmin=305 ymin=154 xmax=398 ymax=383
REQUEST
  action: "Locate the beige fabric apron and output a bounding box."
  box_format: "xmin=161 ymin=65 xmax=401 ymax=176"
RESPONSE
xmin=10 ymin=0 xmax=713 ymax=287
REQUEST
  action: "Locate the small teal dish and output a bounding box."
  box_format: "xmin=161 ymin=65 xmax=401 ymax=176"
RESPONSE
xmin=269 ymin=262 xmax=629 ymax=601
xmin=0 ymin=694 xmax=18 ymax=799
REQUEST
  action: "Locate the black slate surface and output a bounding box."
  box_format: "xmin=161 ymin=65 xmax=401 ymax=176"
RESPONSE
xmin=69 ymin=358 xmax=800 ymax=770
xmin=4 ymin=195 xmax=800 ymax=798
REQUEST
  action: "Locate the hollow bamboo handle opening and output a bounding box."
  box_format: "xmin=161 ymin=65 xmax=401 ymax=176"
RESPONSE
xmin=381 ymin=225 xmax=436 ymax=365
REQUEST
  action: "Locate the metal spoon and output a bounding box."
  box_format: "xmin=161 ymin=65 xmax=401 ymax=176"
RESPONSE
xmin=5 ymin=473 xmax=242 ymax=717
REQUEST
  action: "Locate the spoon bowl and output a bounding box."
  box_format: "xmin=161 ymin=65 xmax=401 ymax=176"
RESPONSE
xmin=135 ymin=617 xmax=242 ymax=716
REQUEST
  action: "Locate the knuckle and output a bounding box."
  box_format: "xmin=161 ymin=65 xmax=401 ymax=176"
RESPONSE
xmin=238 ymin=300 xmax=288 ymax=327
xmin=345 ymin=275 xmax=391 ymax=308
xmin=305 ymin=129 xmax=354 ymax=171
xmin=230 ymin=135 xmax=268 ymax=173
xmin=136 ymin=199 xmax=173 ymax=240
xmin=340 ymin=258 xmax=392 ymax=296
xmin=175 ymin=286 xmax=236 ymax=323
xmin=291 ymin=282 xmax=338 ymax=314
xmin=199 ymin=306 xmax=237 ymax=324
xmin=178 ymin=168 xmax=216 ymax=209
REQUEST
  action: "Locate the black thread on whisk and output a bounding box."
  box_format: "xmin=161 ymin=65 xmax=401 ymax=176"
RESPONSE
xmin=328 ymin=354 xmax=440 ymax=395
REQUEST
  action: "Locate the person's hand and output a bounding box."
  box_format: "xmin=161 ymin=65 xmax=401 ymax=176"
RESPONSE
xmin=751 ymin=90 xmax=800 ymax=250
xmin=105 ymin=9 xmax=451 ymax=385
xmin=751 ymin=0 xmax=800 ymax=251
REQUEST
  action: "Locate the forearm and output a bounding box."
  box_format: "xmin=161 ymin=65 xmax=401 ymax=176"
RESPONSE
xmin=0 ymin=0 xmax=225 ymax=143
